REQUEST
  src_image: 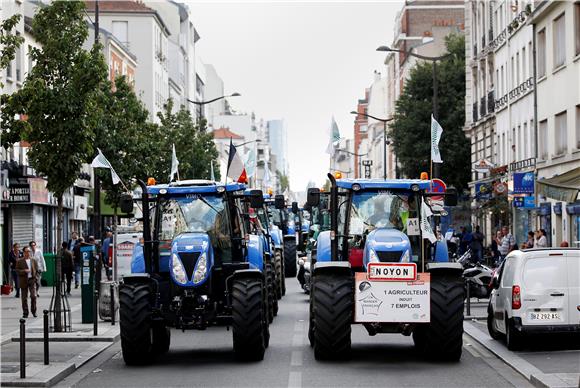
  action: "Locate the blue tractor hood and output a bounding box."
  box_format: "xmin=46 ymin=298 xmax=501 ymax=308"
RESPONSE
xmin=364 ymin=229 xmax=412 ymax=269
xmin=170 ymin=232 xmax=213 ymax=287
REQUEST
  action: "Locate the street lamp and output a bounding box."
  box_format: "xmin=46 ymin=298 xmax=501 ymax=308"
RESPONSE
xmin=350 ymin=111 xmax=395 ymax=180
xmin=186 ymin=92 xmax=241 ymax=106
xmin=235 ymin=139 xmax=261 ymax=147
xmin=376 ymin=45 xmax=453 ymax=178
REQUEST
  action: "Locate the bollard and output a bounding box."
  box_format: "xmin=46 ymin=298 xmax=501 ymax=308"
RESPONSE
xmin=110 ymin=283 xmax=115 ymax=326
xmin=19 ymin=318 xmax=25 ymax=379
xmin=43 ymin=310 xmax=49 ymax=365
xmin=93 ymin=286 xmax=98 ymax=336
xmin=466 ymin=279 xmax=471 ymax=317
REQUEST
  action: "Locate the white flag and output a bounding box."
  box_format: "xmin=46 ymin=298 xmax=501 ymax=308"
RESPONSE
xmin=431 ymin=115 xmax=443 ymax=163
xmin=170 ymin=144 xmax=179 ymax=182
xmin=210 ymin=161 xmax=215 ymax=181
xmin=325 ymin=116 xmax=341 ymax=155
xmin=262 ymin=164 xmax=271 ymax=189
xmin=91 ymin=149 xmax=121 ymax=185
xmin=420 ymin=198 xmax=437 ymax=243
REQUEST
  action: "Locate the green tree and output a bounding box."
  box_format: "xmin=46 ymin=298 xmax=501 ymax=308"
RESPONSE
xmin=156 ymin=100 xmax=220 ymax=182
xmin=389 ymin=33 xmax=470 ymax=191
xmin=0 ymin=14 xmax=24 ymax=84
xmin=276 ymin=170 xmax=290 ymax=192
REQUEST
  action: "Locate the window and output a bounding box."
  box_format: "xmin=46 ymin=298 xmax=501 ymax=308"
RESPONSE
xmin=517 ymin=126 xmax=521 ymax=160
xmin=501 ymin=133 xmax=506 ymax=164
xmin=516 ymin=52 xmax=520 ymax=86
xmin=112 ymin=21 xmax=128 ymax=45
xmin=538 ymin=29 xmax=546 ymax=77
xmin=555 ymin=111 xmax=567 ymax=155
xmin=576 ymin=105 xmax=580 ymax=149
xmin=511 ymin=56 xmax=515 ymax=88
xmin=523 ymin=122 xmax=528 ymax=158
xmin=530 ymin=119 xmax=535 ymax=157
xmin=512 ymin=127 xmax=516 ymax=161
xmin=522 ymin=46 xmax=527 ymax=79
xmin=539 ymin=120 xmax=548 ymax=159
xmin=553 ymin=13 xmax=566 ymax=68
xmin=528 ymin=42 xmax=533 ymax=79
xmin=27 ymin=45 xmax=34 ymax=77
xmin=575 ymin=3 xmax=580 ymax=56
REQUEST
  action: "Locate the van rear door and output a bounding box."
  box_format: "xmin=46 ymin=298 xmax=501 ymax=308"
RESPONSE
xmin=566 ymin=251 xmax=580 ymax=326
xmin=521 ymin=252 xmax=568 ymax=326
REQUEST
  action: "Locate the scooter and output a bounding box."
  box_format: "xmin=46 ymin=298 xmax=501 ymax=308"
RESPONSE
xmin=457 ymin=249 xmax=493 ymax=299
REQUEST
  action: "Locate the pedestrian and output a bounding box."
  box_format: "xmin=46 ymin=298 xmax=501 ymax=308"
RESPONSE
xmin=101 ymin=231 xmax=112 ymax=280
xmin=490 ymin=230 xmax=502 ymax=265
xmin=470 ymin=225 xmax=485 ymax=263
xmin=498 ymin=226 xmax=516 ymax=260
xmin=15 ymin=246 xmax=38 ymax=318
xmin=73 ymin=237 xmax=84 ymax=288
xmin=459 ymin=226 xmax=473 ymax=255
xmin=68 ymin=231 xmax=79 ymax=251
xmin=560 ymin=241 xmax=569 ymax=247
xmin=525 ymin=231 xmax=535 ymax=249
xmin=8 ymin=243 xmax=21 ymax=298
xmin=131 ymin=237 xmax=145 ymax=274
xmin=59 ymin=242 xmax=74 ymax=295
xmin=534 ymin=229 xmax=548 ymax=248
xmin=29 ymin=241 xmax=46 ymax=297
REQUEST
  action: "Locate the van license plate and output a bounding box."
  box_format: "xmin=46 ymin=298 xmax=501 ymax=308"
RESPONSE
xmin=530 ymin=312 xmax=561 ymax=320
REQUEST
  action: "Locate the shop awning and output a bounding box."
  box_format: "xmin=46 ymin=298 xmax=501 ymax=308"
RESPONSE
xmin=537 ymin=167 xmax=580 ymax=203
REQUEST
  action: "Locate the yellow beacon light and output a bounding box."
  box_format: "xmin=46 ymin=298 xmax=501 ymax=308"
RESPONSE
xmin=267 ymin=188 xmax=273 ymax=196
xmin=147 ymin=177 xmax=157 ymax=186
xmin=420 ymin=172 xmax=429 ymax=180
xmin=334 ymin=171 xmax=342 ymax=179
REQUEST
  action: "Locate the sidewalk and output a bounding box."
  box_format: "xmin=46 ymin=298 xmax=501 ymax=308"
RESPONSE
xmin=465 ymin=319 xmax=580 ymax=388
xmin=0 ymin=281 xmax=119 ymax=387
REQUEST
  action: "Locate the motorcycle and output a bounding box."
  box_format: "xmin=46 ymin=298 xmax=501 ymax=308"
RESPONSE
xmin=457 ymin=249 xmax=493 ymax=299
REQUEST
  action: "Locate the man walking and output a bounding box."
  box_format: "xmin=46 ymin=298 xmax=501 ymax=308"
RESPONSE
xmin=470 ymin=226 xmax=485 ymax=263
xmin=8 ymin=243 xmax=21 ymax=298
xmin=101 ymin=230 xmax=112 ymax=280
xmin=498 ymin=226 xmax=516 ymax=261
xmin=73 ymin=237 xmax=84 ymax=288
xmin=60 ymin=242 xmax=74 ymax=295
xmin=15 ymin=246 xmax=38 ymax=318
xmin=68 ymin=231 xmax=79 ymax=251
xmin=30 ymin=241 xmax=46 ymax=297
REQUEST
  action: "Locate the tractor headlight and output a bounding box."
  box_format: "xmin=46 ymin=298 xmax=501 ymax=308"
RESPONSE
xmin=193 ymin=253 xmax=208 ymax=284
xmin=171 ymin=254 xmax=187 ymax=284
xmin=401 ymin=250 xmax=411 ymax=263
xmin=369 ymin=249 xmax=379 ymax=263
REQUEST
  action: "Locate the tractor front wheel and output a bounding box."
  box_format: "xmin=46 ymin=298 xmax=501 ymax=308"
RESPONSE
xmin=284 ymin=239 xmax=297 ymax=277
xmin=274 ymin=250 xmax=283 ymax=300
xmin=119 ymin=283 xmax=154 ymax=365
xmin=232 ymin=277 xmax=267 ymax=361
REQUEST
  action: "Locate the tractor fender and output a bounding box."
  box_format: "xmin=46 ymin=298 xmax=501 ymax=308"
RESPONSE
xmin=312 ymin=261 xmax=351 ymax=277
xmin=247 ymin=235 xmax=264 ymax=271
xmin=120 ymin=274 xmax=158 ymax=304
xmin=426 ymin=262 xmax=463 ymax=277
xmin=270 ymin=226 xmax=282 ymax=248
xmin=433 ymin=240 xmax=450 ymax=262
xmin=315 ymin=231 xmax=332 ymax=263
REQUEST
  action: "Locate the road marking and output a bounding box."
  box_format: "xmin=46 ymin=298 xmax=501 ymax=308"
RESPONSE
xmin=290 ymin=350 xmax=303 ymax=366
xmin=292 ymin=334 xmax=303 ymax=347
xmin=288 ymin=371 xmax=302 ymax=388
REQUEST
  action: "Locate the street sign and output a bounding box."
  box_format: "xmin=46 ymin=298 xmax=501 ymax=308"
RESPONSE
xmin=427 ymin=178 xmax=446 ymax=202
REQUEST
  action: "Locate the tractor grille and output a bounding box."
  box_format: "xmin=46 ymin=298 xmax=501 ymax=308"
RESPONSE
xmin=376 ymin=251 xmax=402 ymax=263
xmin=179 ymin=252 xmax=201 ymax=279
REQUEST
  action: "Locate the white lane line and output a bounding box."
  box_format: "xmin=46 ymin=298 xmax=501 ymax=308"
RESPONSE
xmin=292 ymin=334 xmax=303 ymax=347
xmin=288 ymin=371 xmax=302 ymax=388
xmin=290 ymin=350 xmax=303 ymax=366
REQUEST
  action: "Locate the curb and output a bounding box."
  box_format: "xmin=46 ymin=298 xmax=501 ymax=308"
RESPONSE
xmin=464 ymin=321 xmax=579 ymax=388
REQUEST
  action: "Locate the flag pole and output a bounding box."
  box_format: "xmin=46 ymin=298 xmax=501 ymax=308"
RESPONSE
xmin=226 ymin=137 xmax=232 ymax=183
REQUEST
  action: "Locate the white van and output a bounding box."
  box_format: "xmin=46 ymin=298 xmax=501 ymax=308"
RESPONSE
xmin=487 ymin=248 xmax=580 ymax=350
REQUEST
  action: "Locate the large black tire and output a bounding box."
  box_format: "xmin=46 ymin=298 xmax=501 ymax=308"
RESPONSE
xmin=308 ymin=292 xmax=314 ymax=347
xmin=152 ymin=325 xmax=171 ymax=354
xmin=506 ymin=318 xmax=523 ymax=350
xmin=487 ymin=306 xmax=502 ymax=340
xmin=416 ymin=273 xmax=464 ymax=361
xmin=119 ymin=283 xmax=153 ymax=365
xmin=274 ymin=250 xmax=283 ymax=300
xmin=311 ymin=273 xmax=353 ymax=360
xmin=232 ymin=277 xmax=267 ymax=361
xmin=284 ymin=239 xmax=297 ymax=277
xmin=266 ymin=264 xmax=277 ymax=322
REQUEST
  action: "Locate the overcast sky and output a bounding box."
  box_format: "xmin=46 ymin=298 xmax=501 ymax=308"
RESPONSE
xmin=188 ymin=1 xmax=404 ymax=191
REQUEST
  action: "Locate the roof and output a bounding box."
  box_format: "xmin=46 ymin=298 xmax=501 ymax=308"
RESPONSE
xmin=148 ymin=180 xmax=245 ymax=195
xmin=213 ymin=127 xmax=244 ymax=140
xmin=336 ymin=179 xmax=431 ymax=191
xmin=85 ymin=1 xmax=170 ymax=35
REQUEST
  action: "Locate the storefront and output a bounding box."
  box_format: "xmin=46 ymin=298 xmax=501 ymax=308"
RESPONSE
xmin=510 ymin=171 xmax=536 ymax=246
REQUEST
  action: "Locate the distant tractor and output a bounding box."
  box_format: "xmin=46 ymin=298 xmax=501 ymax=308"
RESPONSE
xmin=118 ymin=180 xmax=270 ymax=364
xmin=266 ymin=195 xmax=297 ymax=278
xmin=307 ymin=174 xmax=464 ymax=361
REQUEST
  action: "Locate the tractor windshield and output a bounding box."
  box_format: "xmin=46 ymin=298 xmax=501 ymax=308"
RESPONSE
xmin=348 ymin=190 xmax=416 ymax=234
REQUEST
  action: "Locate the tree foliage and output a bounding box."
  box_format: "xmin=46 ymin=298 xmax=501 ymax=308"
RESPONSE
xmin=0 ymin=14 xmax=24 ymax=75
xmin=276 ymin=170 xmax=290 ymax=192
xmin=390 ymin=33 xmax=470 ymax=191
xmin=156 ymin=100 xmax=220 ymax=182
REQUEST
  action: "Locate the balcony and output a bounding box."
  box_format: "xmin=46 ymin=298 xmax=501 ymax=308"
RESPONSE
xmin=472 ymin=102 xmax=478 ymax=123
xmin=487 ymin=90 xmax=495 ymax=113
xmin=480 ymin=96 xmax=487 ymax=117
xmin=508 ymin=77 xmax=534 ymax=102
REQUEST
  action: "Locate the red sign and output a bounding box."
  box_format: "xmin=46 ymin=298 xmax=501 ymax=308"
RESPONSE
xmin=427 ymin=178 xmax=446 ymax=201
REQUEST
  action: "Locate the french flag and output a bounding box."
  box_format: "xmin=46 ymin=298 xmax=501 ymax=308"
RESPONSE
xmin=227 ymin=138 xmax=247 ymax=184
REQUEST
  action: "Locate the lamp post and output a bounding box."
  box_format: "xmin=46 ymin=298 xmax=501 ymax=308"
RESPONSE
xmin=336 ymin=148 xmax=368 ymax=178
xmin=376 ymin=45 xmax=453 ymax=179
xmin=186 ymin=93 xmax=241 ymax=121
xmin=350 ymin=111 xmax=394 ymax=180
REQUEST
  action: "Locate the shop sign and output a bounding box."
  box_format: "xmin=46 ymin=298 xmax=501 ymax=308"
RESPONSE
xmin=493 ymin=182 xmax=508 ymax=196
xmin=473 ymin=159 xmax=494 ymax=174
xmin=475 ymin=182 xmax=492 ymax=200
xmin=29 ymin=178 xmax=49 ymax=204
xmin=3 ymin=184 xmax=30 ymax=203
xmin=513 ymin=196 xmax=535 ymax=208
xmin=513 ymin=172 xmax=534 ymax=194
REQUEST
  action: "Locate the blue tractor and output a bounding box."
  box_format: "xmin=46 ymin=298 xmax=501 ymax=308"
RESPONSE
xmin=307 ymin=174 xmax=464 ymax=361
xmin=118 ymin=180 xmax=270 ymax=364
xmin=265 ymin=195 xmax=297 ymax=278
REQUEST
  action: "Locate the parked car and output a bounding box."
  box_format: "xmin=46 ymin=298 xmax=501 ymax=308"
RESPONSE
xmin=487 ymin=248 xmax=580 ymax=350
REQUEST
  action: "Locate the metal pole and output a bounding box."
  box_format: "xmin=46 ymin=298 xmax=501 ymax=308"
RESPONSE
xmin=383 ymin=121 xmax=387 ymax=180
xmin=93 ymin=257 xmax=100 ymax=336
xmin=466 ymin=279 xmax=471 ymax=316
xmin=432 ymin=60 xmax=440 ymax=180
xmin=19 ymin=318 xmax=25 ymax=378
xmin=43 ymin=310 xmax=49 ymax=365
xmin=110 ymin=282 xmax=115 ymax=325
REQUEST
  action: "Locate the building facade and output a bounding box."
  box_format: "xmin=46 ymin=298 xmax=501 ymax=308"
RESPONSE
xmin=352 ymin=91 xmax=368 ymax=179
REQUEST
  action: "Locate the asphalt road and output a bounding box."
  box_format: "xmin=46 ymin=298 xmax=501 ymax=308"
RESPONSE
xmin=61 ymin=279 xmax=533 ymax=388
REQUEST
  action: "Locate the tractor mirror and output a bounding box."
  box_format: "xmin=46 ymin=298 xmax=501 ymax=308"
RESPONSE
xmin=274 ymin=195 xmax=285 ymax=209
xmin=444 ymin=187 xmax=458 ymax=207
xmin=303 ymin=203 xmax=312 ymax=212
xmin=119 ymin=194 xmax=134 ymax=214
xmin=292 ymin=201 xmax=299 ymax=214
xmin=249 ymin=190 xmax=264 ymax=209
xmin=306 ymin=188 xmax=320 ymax=207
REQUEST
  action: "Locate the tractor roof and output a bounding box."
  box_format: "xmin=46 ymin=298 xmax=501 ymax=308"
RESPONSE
xmin=148 ymin=180 xmax=245 ymax=195
xmin=336 ymin=179 xmax=431 ymax=191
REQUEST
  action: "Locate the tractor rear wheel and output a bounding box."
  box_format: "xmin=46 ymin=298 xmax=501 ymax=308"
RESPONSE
xmin=312 ymin=273 xmax=353 ymax=360
xmin=274 ymin=250 xmax=283 ymax=300
xmin=266 ymin=264 xmax=277 ymax=321
xmin=418 ymin=273 xmax=464 ymax=361
xmin=232 ymin=277 xmax=267 ymax=361
xmin=119 ymin=283 xmax=153 ymax=365
xmin=284 ymin=239 xmax=297 ymax=277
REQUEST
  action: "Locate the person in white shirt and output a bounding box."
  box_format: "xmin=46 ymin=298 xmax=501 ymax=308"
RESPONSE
xmin=534 ymin=229 xmax=548 ymax=248
xmin=29 ymin=241 xmax=46 ymax=297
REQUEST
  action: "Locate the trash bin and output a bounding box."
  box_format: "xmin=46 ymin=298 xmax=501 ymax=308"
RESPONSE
xmin=43 ymin=253 xmax=56 ymax=286
xmin=98 ymin=281 xmax=119 ymax=321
